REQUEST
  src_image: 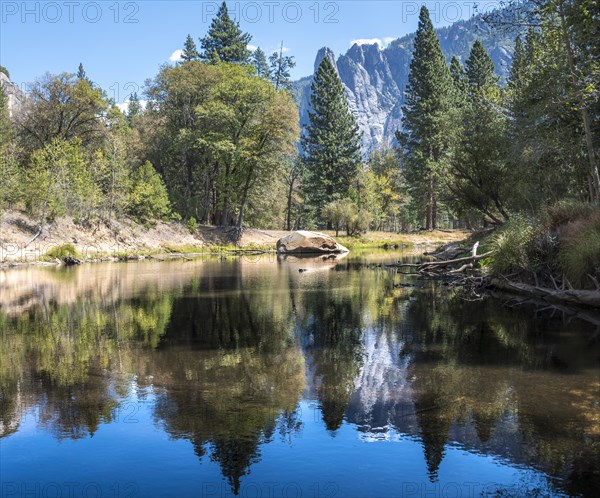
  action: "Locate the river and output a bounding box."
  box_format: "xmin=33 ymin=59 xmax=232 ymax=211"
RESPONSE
xmin=1 ymin=251 xmax=598 ymax=497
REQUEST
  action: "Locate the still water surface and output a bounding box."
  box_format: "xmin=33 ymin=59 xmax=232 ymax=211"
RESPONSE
xmin=1 ymin=251 xmax=599 ymax=497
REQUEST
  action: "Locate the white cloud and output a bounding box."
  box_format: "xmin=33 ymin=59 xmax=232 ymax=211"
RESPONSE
xmin=169 ymin=49 xmax=183 ymax=62
xmin=281 ymin=46 xmax=291 ymax=53
xmin=116 ymin=99 xmax=147 ymax=114
xmin=247 ymin=44 xmax=257 ymax=52
xmin=349 ymin=38 xmax=395 ymax=48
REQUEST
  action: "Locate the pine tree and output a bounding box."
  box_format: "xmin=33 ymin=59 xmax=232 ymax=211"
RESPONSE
xmin=507 ymin=35 xmax=526 ymax=95
xmin=269 ymin=43 xmax=296 ymax=92
xmin=301 ymin=57 xmax=362 ymax=224
xmin=448 ymin=40 xmax=510 ymax=223
xmin=466 ymin=40 xmax=498 ymax=90
xmin=182 ymin=34 xmax=200 ymax=61
xmin=251 ymin=47 xmax=269 ymax=78
xmin=126 ymin=92 xmax=142 ymax=124
xmin=450 ymin=56 xmax=469 ymax=107
xmin=200 ymin=1 xmax=252 ymax=64
xmin=77 ymin=63 xmax=87 ymax=80
xmin=396 ymin=6 xmax=454 ymax=230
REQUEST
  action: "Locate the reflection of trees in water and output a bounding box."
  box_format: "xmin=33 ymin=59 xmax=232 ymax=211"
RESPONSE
xmin=1 ymin=261 xmax=599 ymax=496
xmin=402 ymin=284 xmax=600 ymax=494
xmin=131 ymin=262 xmax=304 ymax=495
xmin=151 ymin=347 xmax=304 ymax=494
xmin=0 ymin=287 xmax=174 ymax=439
xmin=293 ymin=269 xmax=396 ymax=432
xmin=1 ymin=262 xmax=306 ymax=495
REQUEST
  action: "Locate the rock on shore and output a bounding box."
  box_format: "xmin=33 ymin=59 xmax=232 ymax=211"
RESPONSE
xmin=276 ymin=231 xmax=349 ymax=254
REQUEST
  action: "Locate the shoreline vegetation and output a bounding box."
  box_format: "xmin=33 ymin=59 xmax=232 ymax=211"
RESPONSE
xmin=0 ymin=208 xmax=470 ymax=268
xmin=388 ymin=201 xmax=600 ymax=309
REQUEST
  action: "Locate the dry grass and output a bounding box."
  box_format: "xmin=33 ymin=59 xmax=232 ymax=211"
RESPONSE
xmin=323 ymin=230 xmax=470 ymax=249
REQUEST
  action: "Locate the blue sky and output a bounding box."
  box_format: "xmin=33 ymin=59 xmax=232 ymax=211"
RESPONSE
xmin=1 ymin=1 xmax=485 ymax=103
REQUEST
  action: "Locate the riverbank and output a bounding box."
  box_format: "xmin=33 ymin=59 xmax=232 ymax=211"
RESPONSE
xmin=0 ymin=210 xmax=470 ymax=268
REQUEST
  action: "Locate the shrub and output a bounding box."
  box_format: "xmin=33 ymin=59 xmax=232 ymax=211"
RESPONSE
xmin=323 ymin=199 xmax=356 ymax=236
xmin=558 ymin=210 xmax=600 ymax=288
xmin=187 ymin=216 xmax=198 ymax=234
xmin=126 ymin=161 xmax=171 ymax=222
xmin=545 ymin=200 xmax=598 ymax=229
xmin=46 ymin=243 xmax=79 ymax=259
xmin=489 ymin=214 xmax=548 ymax=275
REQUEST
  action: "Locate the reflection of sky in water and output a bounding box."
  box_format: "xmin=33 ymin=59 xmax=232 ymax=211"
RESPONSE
xmin=2 ymin=397 xmax=566 ymax=498
xmin=0 ymin=254 xmax=597 ymax=497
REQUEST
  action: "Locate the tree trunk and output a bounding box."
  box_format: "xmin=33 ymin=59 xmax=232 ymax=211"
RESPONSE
xmin=558 ymin=0 xmax=600 ymax=202
xmin=285 ymin=177 xmax=295 ymax=231
xmin=426 ymin=186 xmax=434 ymax=230
xmin=432 ymin=190 xmax=438 ymax=230
xmin=236 ymin=165 xmax=255 ymax=232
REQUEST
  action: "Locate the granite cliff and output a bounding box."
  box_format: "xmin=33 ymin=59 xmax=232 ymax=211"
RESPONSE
xmin=295 ymin=13 xmax=520 ymax=156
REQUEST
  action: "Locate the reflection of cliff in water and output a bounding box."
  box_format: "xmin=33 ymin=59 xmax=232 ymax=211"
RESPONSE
xmin=1 ymin=258 xmax=599 ymax=496
xmin=336 ymin=284 xmax=600 ymax=495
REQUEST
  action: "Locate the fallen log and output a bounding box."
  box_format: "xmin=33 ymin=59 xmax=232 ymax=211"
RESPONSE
xmin=417 ymin=250 xmax=494 ymax=269
xmin=488 ymin=278 xmax=600 ymax=309
xmin=487 ymin=290 xmax=600 ymax=328
xmin=392 ymin=243 xmax=493 ymax=273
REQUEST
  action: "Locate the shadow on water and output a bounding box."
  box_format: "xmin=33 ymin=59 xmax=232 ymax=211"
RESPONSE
xmin=0 ymin=253 xmax=599 ymax=496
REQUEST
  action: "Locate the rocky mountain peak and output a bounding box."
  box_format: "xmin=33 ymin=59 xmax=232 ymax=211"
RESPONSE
xmin=295 ymin=10 xmax=522 ymax=157
xmin=313 ymin=47 xmax=337 ymax=73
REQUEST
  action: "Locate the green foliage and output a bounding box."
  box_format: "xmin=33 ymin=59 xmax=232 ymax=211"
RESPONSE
xmin=269 ymin=45 xmax=296 ymax=92
xmin=76 ymin=63 xmax=87 ymax=81
xmin=126 ymin=161 xmax=171 ymax=222
xmin=489 ymin=215 xmax=546 ymax=275
xmin=554 ymin=205 xmax=600 ymax=287
xmin=0 ymin=85 xmax=22 ymax=215
xmin=559 ymin=225 xmax=600 ymax=288
xmin=366 ymin=148 xmax=409 ymax=231
xmin=26 ymin=138 xmax=99 ymax=221
xmin=546 ymin=200 xmax=600 ymax=228
xmin=447 ymin=40 xmax=510 ymax=224
xmin=187 ymin=216 xmax=198 ymax=233
xmin=144 ymin=61 xmax=298 ymax=228
xmin=0 ymin=150 xmax=22 ymax=215
xmin=504 ymin=5 xmax=598 ymax=207
xmin=18 ymin=73 xmax=109 ymax=152
xmin=301 ymin=57 xmax=362 ymax=225
xmin=488 ymin=202 xmax=600 ymax=289
xmin=323 ymin=198 xmax=373 ymax=237
xmin=251 ymin=47 xmax=269 ymax=79
xmin=46 ymin=243 xmax=79 ymax=259
xmin=324 ymin=199 xmax=356 ymax=236
xmin=200 ymin=1 xmax=252 ymax=64
xmin=181 ymin=34 xmax=200 ymax=61
xmin=126 ymin=92 xmax=142 ymax=124
xmin=0 ymin=65 xmax=9 ymax=79
xmin=396 ymin=6 xmax=455 ymax=230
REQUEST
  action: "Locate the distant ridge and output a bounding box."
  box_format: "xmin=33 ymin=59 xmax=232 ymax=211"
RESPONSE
xmin=294 ymin=7 xmax=522 ymax=156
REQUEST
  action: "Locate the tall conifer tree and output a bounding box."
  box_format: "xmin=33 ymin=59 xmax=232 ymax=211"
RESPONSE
xmin=251 ymin=47 xmax=269 ymax=78
xmin=182 ymin=34 xmax=200 ymax=61
xmin=200 ymin=1 xmax=252 ymax=64
xmin=301 ymin=57 xmax=361 ymax=224
xmin=449 ymin=41 xmax=510 ymax=223
xmin=269 ymin=43 xmax=296 ymax=92
xmin=396 ymin=6 xmax=454 ymax=230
